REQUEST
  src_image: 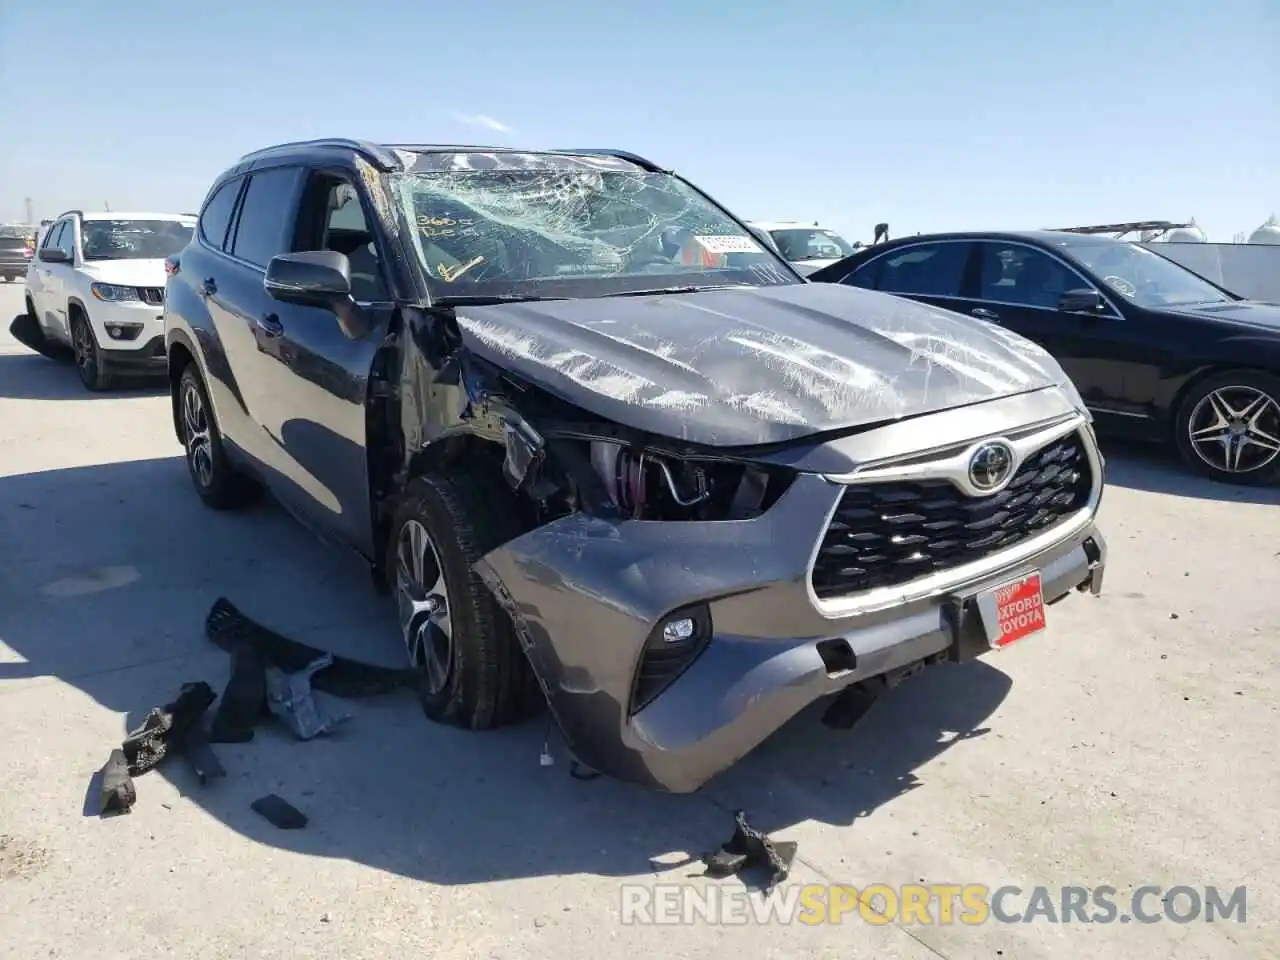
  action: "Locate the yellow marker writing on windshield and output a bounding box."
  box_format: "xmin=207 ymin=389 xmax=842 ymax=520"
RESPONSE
xmin=437 ymin=256 xmax=485 ymax=282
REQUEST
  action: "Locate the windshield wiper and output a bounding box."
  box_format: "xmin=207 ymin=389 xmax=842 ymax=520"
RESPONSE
xmin=428 ymin=294 xmax=568 ymax=308
xmin=601 ymin=284 xmax=750 ymax=298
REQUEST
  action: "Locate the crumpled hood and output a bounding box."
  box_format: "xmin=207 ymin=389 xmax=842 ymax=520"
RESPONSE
xmin=456 ymin=282 xmax=1071 ymax=447
xmin=78 ymin=258 xmax=168 ymax=288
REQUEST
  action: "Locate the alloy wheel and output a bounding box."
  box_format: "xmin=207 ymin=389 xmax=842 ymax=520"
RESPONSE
xmin=1186 ymin=385 xmax=1280 ymax=474
xmin=395 ymin=518 xmax=453 ymax=694
xmin=73 ymin=319 xmax=96 ymax=382
xmin=181 ymin=379 xmax=214 ymax=489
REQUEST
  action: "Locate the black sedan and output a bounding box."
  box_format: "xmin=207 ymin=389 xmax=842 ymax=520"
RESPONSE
xmin=809 ymin=231 xmax=1280 ymax=485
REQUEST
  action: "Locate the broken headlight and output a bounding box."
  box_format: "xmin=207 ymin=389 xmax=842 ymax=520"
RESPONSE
xmin=587 ymin=440 xmax=793 ymax=521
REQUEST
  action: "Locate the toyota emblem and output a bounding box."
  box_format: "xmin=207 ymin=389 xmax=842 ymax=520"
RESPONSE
xmin=967 ymin=441 xmax=1015 ymax=493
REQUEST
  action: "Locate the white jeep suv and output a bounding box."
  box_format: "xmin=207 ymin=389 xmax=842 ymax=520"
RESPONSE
xmin=24 ymin=210 xmax=195 ymax=390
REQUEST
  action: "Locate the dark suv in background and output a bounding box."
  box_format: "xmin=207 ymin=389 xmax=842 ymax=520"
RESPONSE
xmin=0 ymin=224 xmax=36 ymax=282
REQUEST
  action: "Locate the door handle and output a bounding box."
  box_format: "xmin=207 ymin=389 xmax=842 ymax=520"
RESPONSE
xmin=970 ymin=307 xmax=1001 ymax=322
xmin=199 ymin=277 xmax=217 ymax=297
xmin=254 ymin=313 xmax=283 ymax=338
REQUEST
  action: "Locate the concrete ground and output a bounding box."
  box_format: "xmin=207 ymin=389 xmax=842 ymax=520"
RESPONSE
xmin=0 ymin=279 xmax=1276 ymax=959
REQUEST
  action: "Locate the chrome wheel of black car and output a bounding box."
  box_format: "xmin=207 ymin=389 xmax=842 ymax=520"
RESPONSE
xmin=396 ymin=518 xmax=454 ymax=694
xmin=1186 ymin=384 xmax=1280 ymax=475
xmin=181 ymin=376 xmax=214 ymax=489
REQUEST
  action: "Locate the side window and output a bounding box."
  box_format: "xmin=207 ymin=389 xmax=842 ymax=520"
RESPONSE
xmin=229 ymin=167 xmax=305 ymax=268
xmin=977 ymin=243 xmax=1088 ymax=310
xmin=198 ymin=177 xmax=243 ymax=251
xmin=41 ymin=221 xmax=66 ymax=251
xmin=55 ymin=220 xmax=76 ymax=259
xmin=292 ymin=173 xmax=389 ymax=301
xmin=845 ymin=259 xmax=881 ymax=290
xmin=875 ymin=243 xmax=970 ymax=297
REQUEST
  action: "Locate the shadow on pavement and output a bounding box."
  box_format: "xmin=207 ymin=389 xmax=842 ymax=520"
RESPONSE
xmin=0 ymin=454 xmax=1011 ymax=886
xmin=0 ymin=348 xmax=168 ymax=401
xmin=1099 ymin=437 xmax=1280 ymax=505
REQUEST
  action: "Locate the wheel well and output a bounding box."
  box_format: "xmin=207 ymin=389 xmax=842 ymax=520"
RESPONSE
xmin=371 ymin=434 xmax=513 ymax=590
xmin=167 ymin=343 xmax=195 ymax=444
xmin=67 ymin=298 xmax=86 ymax=321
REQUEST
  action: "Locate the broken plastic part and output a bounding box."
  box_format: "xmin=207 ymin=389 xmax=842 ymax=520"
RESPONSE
xmin=121 ymin=681 xmax=218 ymax=777
xmin=501 ymin=413 xmax=545 ymax=490
xmin=97 ymin=749 xmax=136 ymax=816
xmin=264 ymin=654 xmax=353 ymax=740
xmin=208 ymin=640 xmax=267 ymax=743
xmin=182 ymin=727 xmax=226 ymax=784
xmin=251 ymin=794 xmax=308 ymax=830
xmin=702 ymin=811 xmax=797 ymax=895
xmin=205 ymin=597 xmax=416 ymax=699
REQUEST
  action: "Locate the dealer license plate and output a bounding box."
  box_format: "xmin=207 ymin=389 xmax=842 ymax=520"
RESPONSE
xmin=974 ymin=572 xmax=1046 ymax=650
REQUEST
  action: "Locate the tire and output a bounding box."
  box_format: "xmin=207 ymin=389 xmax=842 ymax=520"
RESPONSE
xmin=70 ymin=310 xmax=114 ymax=391
xmin=1173 ymin=369 xmax=1280 ymax=485
xmin=387 ymin=470 xmax=539 ymax=729
xmin=177 ymin=364 xmax=259 ymax=509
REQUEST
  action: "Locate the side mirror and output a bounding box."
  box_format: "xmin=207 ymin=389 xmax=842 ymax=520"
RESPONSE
xmin=1059 ymin=288 xmax=1105 ymax=314
xmin=38 ymin=248 xmax=70 ymax=264
xmin=264 ymin=251 xmax=352 ymax=308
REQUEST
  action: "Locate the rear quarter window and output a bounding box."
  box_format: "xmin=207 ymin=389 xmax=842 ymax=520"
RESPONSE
xmin=199 ymin=177 xmax=244 ymax=250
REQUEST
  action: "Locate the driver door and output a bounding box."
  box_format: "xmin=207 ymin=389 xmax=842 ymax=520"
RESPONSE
xmin=257 ymin=168 xmax=394 ymax=558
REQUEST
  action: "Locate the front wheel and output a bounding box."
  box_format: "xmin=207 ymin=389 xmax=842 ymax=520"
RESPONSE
xmin=1174 ymin=371 xmax=1280 ymax=485
xmin=387 ymin=471 xmax=540 ymax=730
xmin=71 ymin=312 xmax=113 ymax=391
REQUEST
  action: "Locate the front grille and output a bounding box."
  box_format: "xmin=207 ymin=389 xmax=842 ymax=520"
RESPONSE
xmin=138 ymin=287 xmax=164 ymax=306
xmin=811 ymin=431 xmax=1093 ymax=600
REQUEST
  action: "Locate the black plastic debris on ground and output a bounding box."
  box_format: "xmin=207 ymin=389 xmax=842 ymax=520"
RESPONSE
xmin=122 ymin=682 xmax=218 ymax=777
xmin=96 ymin=750 xmax=136 ymax=816
xmin=205 ymin=597 xmax=417 ymax=698
xmin=702 ymin=811 xmax=797 ymax=895
xmin=93 ymin=682 xmax=221 ymax=818
xmin=251 ymin=794 xmax=308 ymax=830
xmin=208 ymin=640 xmax=268 ymax=744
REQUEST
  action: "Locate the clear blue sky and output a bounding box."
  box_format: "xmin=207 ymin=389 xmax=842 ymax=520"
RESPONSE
xmin=1 ymin=0 xmax=1275 ymax=242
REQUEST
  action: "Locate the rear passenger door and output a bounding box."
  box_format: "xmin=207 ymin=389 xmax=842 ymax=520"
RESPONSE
xmin=841 ymin=240 xmax=975 ymax=316
xmin=202 ymin=165 xmax=307 ymax=486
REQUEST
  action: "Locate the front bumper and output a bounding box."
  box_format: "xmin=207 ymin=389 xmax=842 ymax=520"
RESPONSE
xmin=89 ymin=297 xmax=167 ymax=355
xmin=476 ymin=411 xmax=1108 ymax=793
xmin=100 ymin=334 xmax=167 ymax=372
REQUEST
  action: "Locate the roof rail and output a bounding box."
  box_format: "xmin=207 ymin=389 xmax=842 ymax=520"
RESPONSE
xmin=238 ymin=138 xmax=403 ymax=172
xmin=547 ymin=148 xmax=669 ymax=173
xmin=53 ymin=209 xmax=84 ymax=221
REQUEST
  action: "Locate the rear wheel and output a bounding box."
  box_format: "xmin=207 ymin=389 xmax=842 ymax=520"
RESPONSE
xmin=71 ymin=311 xmax=113 ymax=391
xmin=387 ymin=471 xmax=540 ymax=729
xmin=178 ymin=364 xmax=259 ymax=509
xmin=1174 ymin=370 xmax=1280 ymax=485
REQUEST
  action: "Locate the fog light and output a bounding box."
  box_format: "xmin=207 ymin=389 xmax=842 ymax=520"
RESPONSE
xmin=662 ymin=617 xmax=695 ymax=644
xmin=106 ymin=325 xmax=124 ymax=339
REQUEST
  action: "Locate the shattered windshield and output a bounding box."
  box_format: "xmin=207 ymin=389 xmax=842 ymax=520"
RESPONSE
xmin=391 ymin=151 xmax=799 ymax=299
xmin=81 ymin=219 xmax=194 ymax=261
xmin=770 ymin=228 xmax=855 ymax=262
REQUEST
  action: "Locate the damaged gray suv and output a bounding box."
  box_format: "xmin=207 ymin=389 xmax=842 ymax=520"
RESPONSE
xmin=164 ymin=139 xmax=1108 ymax=792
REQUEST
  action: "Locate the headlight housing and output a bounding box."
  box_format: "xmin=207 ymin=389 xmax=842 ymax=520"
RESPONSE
xmin=586 ymin=440 xmax=794 ymax=521
xmin=91 ymin=282 xmax=140 ymax=302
